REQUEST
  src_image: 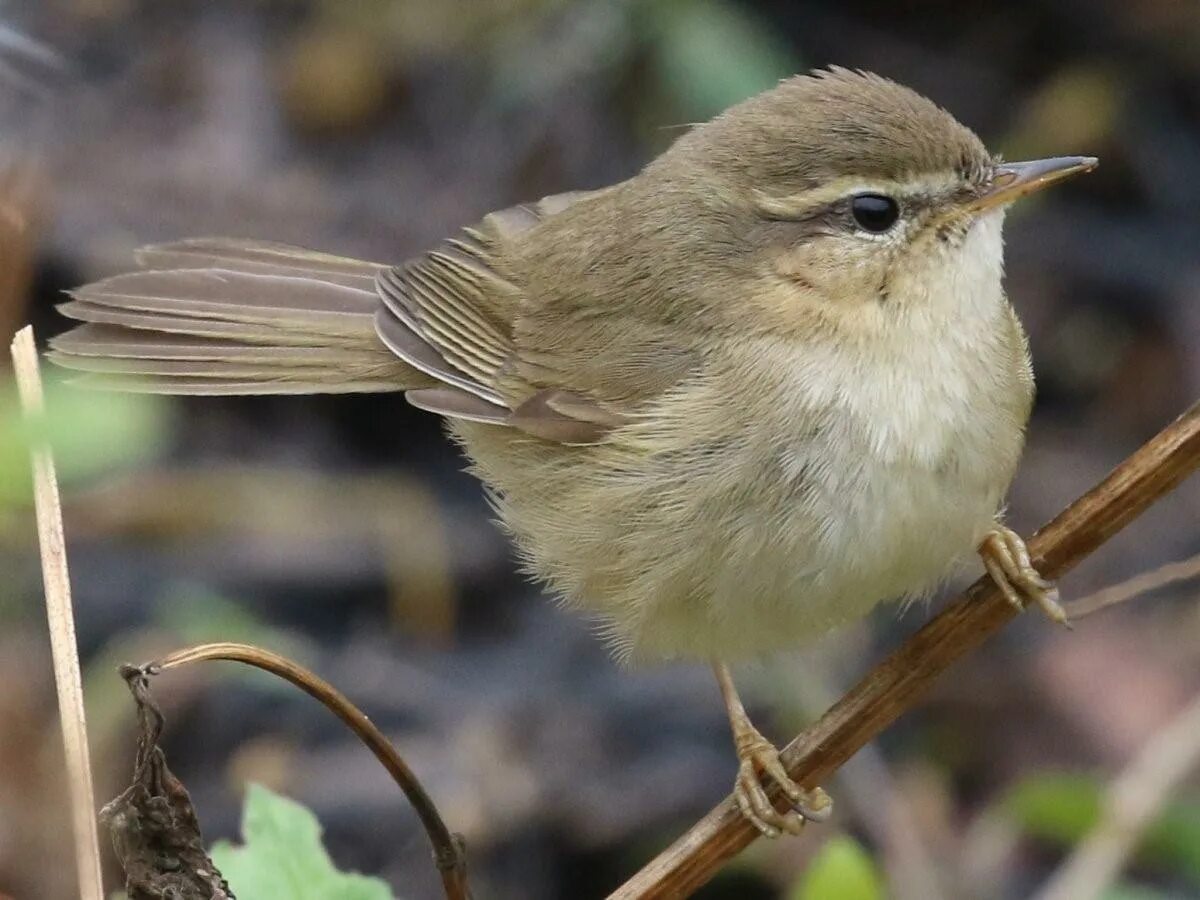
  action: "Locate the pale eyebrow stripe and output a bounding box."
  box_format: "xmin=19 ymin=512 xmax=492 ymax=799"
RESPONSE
xmin=752 ymin=171 xmax=961 ymax=220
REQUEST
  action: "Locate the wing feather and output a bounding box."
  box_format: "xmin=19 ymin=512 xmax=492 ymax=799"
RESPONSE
xmin=373 ymin=188 xmax=663 ymax=441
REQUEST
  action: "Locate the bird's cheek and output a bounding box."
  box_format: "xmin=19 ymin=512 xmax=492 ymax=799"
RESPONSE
xmin=773 ymin=242 xmax=882 ymax=306
xmin=772 ymin=244 xmax=825 ymax=293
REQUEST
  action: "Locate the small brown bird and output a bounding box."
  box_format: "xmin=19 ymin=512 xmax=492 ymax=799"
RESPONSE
xmin=50 ymin=69 xmax=1095 ymax=836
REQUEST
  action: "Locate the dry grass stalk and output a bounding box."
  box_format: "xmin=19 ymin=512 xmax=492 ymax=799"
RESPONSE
xmin=10 ymin=325 xmax=105 ymax=900
xmin=1032 ymin=691 xmax=1200 ymax=900
xmin=1067 ymin=549 xmax=1200 ymax=620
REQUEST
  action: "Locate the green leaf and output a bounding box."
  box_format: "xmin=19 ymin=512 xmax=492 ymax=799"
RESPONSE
xmin=1152 ymin=803 xmax=1200 ymax=885
xmin=1006 ymin=772 xmax=1200 ymax=888
xmin=1006 ymin=771 xmax=1102 ymax=847
xmin=791 ymin=835 xmax=884 ymax=900
xmin=1100 ymin=885 xmax=1170 ymax=900
xmin=211 ymin=784 xmax=396 ymax=900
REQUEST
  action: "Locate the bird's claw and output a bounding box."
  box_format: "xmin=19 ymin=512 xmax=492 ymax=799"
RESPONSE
xmin=980 ymin=525 xmax=1068 ymax=626
xmin=732 ymin=727 xmax=832 ymax=838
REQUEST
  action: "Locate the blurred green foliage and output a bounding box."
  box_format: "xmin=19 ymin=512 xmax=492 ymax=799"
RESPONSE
xmin=1006 ymin=772 xmax=1200 ymax=890
xmin=154 ymin=586 xmax=285 ymax=648
xmin=152 ymin=587 xmax=313 ymax=696
xmin=0 ymin=375 xmax=171 ymax=508
xmin=637 ymin=0 xmax=798 ymax=123
xmin=211 ymin=784 xmax=396 ymax=900
xmin=411 ymin=0 xmax=800 ymax=140
xmin=1101 ymin=886 xmax=1182 ymax=900
xmin=789 ymin=834 xmax=884 ymax=900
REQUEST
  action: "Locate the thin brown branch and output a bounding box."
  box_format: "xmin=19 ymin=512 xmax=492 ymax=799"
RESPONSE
xmin=612 ymin=399 xmax=1200 ymax=899
xmin=1031 ymin=690 xmax=1200 ymax=900
xmin=148 ymin=641 xmax=471 ymax=900
xmin=1067 ymin=548 xmax=1200 ymax=620
xmin=11 ymin=325 xmax=105 ymax=900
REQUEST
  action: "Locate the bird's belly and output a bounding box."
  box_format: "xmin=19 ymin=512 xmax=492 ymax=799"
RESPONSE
xmin=623 ymin=436 xmax=1008 ymax=661
xmin=612 ymin=339 xmax=1027 ymax=660
xmin=792 ymin=443 xmax=1003 ymax=619
xmin=456 ymin=334 xmax=1028 ymax=663
xmin=622 ymin=309 xmax=1033 ymax=660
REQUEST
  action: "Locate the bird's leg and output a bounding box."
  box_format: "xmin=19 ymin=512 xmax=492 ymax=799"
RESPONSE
xmin=978 ymin=524 xmax=1067 ymax=625
xmin=713 ymin=661 xmax=832 ymax=838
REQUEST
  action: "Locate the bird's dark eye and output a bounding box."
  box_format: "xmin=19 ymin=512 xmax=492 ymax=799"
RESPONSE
xmin=850 ymin=193 xmax=900 ymax=233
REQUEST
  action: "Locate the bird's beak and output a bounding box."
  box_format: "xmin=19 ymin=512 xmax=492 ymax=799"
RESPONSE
xmin=969 ymin=156 xmax=1098 ymax=212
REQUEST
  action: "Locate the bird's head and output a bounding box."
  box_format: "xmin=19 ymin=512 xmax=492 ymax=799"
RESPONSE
xmin=645 ymin=68 xmax=1096 ymax=335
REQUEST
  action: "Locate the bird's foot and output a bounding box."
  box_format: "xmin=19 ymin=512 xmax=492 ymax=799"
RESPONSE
xmin=732 ymin=723 xmax=832 ymax=838
xmin=979 ymin=525 xmax=1067 ymax=625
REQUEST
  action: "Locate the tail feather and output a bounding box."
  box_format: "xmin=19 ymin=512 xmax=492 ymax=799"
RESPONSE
xmin=45 ymin=353 xmax=393 ymax=380
xmin=56 ymin=298 xmax=349 ymax=346
xmin=62 ymin=372 xmax=405 ymax=395
xmin=72 ymin=269 xmax=382 ymax=333
xmin=51 ymin=322 xmax=384 ymax=364
xmin=50 ymin=239 xmax=428 ymax=395
xmin=135 ymin=238 xmax=383 ymax=287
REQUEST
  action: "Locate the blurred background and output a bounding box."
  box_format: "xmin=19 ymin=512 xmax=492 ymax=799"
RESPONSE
xmin=2 ymin=1 xmax=1200 ymax=898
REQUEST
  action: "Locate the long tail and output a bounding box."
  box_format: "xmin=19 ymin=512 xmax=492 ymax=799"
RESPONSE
xmin=48 ymin=238 xmax=429 ymax=394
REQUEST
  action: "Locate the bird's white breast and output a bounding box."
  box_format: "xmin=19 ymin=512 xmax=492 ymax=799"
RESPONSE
xmin=623 ymin=212 xmax=1031 ymax=659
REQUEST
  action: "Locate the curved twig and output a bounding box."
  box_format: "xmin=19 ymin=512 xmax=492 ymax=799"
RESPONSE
xmin=147 ymin=641 xmax=471 ymax=900
xmin=611 ymin=400 xmax=1200 ymax=899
